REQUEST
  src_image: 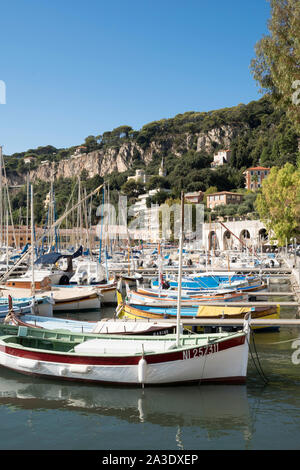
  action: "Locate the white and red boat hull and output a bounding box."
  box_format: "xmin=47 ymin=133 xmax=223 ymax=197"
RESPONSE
xmin=0 ymin=330 xmax=249 ymax=385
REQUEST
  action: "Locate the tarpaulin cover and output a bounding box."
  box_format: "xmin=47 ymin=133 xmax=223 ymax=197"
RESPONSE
xmin=35 ymin=252 xmax=63 ymax=265
xmin=35 ymin=246 xmax=83 ymax=264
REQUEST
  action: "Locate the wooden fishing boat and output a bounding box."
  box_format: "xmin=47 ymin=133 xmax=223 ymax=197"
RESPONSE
xmin=195 ymin=304 xmax=280 ymax=332
xmin=126 ymin=288 xmax=248 ymax=306
xmin=67 ymin=279 xmax=117 ymax=305
xmin=1 ymin=285 xmax=101 ymax=313
xmin=94 ymin=281 xmax=117 ymax=304
xmin=0 ymin=292 xmax=54 ymax=317
xmin=0 ymin=320 xmax=250 ymax=385
xmin=151 ymin=275 xmax=266 ymax=293
xmin=117 ymin=292 xmax=280 ymax=332
xmin=5 ymin=311 xmax=177 ymax=336
xmin=0 ymin=297 xmax=35 ymax=317
xmin=49 ymin=286 xmax=101 ymax=312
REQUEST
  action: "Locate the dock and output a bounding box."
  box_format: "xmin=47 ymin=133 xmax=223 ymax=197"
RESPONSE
xmin=117 ymin=254 xmax=300 ymax=325
xmin=178 ymin=318 xmax=300 ymax=327
xmin=184 ymin=301 xmax=298 ymax=307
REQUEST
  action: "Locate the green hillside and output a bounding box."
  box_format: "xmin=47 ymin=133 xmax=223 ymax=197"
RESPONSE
xmin=4 ymin=96 xmax=299 ymax=225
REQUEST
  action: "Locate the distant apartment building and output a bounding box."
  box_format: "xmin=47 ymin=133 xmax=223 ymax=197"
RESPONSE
xmin=184 ymin=191 xmax=204 ymax=204
xmin=244 ymin=167 xmax=270 ymax=190
xmin=211 ymin=149 xmax=231 ymax=168
xmin=5 ymin=225 xmax=42 ymax=248
xmin=206 ymin=191 xmax=243 ymax=210
xmin=130 ymin=188 xmax=172 ymax=218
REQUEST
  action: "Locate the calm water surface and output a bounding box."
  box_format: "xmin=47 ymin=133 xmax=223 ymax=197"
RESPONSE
xmin=0 ymin=280 xmax=299 ymax=451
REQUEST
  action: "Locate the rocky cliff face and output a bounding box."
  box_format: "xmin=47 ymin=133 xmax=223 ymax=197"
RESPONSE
xmin=29 ymin=144 xmax=145 ymax=181
xmin=196 ymin=125 xmax=243 ymax=152
xmin=17 ymin=123 xmax=245 ymax=184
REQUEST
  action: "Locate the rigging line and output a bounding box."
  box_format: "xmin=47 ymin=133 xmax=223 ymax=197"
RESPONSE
xmin=55 ymin=180 xmax=78 ymax=232
xmin=2 ymin=157 xmax=17 ymax=248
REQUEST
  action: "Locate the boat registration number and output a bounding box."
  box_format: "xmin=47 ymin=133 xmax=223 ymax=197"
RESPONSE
xmin=183 ymin=343 xmax=218 ymax=360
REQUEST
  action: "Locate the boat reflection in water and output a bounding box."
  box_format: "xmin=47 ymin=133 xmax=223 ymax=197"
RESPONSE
xmin=0 ymin=367 xmax=253 ymax=448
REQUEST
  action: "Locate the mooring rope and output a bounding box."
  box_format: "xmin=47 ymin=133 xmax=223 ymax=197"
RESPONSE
xmin=248 ymin=327 xmax=269 ymax=384
xmin=263 ymin=336 xmax=300 ymax=345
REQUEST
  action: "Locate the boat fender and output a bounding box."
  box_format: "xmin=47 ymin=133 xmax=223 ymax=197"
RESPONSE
xmin=69 ymin=365 xmax=93 ymax=374
xmin=138 ymin=356 xmax=147 ymax=384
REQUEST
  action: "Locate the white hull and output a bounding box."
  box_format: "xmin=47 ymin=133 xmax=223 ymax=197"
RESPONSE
xmin=98 ymin=287 xmax=117 ymax=304
xmin=0 ymin=329 xmax=249 ymax=385
xmin=50 ymin=286 xmax=101 ymax=312
xmin=32 ymin=298 xmax=54 ymax=317
xmin=127 ymin=290 xmax=248 ymax=306
xmin=53 ymin=296 xmax=101 ymax=311
xmin=8 ymin=314 xmax=176 ymax=335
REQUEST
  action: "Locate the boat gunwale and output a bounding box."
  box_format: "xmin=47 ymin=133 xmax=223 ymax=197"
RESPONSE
xmin=0 ymin=326 xmax=247 ymax=360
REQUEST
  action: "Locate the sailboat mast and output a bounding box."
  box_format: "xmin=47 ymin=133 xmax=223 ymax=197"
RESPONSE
xmin=6 ymin=210 xmax=8 ymax=268
xmin=176 ymin=191 xmax=184 ymax=347
xmin=30 ymin=184 xmax=35 ymax=296
xmin=78 ymin=177 xmax=83 ymax=247
xmin=26 ymin=173 xmax=29 ymax=246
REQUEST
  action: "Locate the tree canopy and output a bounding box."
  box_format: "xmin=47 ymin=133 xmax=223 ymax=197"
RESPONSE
xmin=255 ymin=163 xmax=300 ymax=244
xmin=250 ymin=0 xmax=300 ymax=136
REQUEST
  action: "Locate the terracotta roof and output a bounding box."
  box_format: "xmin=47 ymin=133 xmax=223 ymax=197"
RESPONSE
xmin=207 ymin=191 xmax=243 ymax=197
xmin=245 ymin=166 xmax=270 ymax=171
xmin=185 ymin=192 xmax=203 ymax=197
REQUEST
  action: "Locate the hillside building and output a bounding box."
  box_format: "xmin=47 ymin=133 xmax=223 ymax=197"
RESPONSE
xmin=127 ymin=158 xmax=166 ymax=185
xmin=127 ymin=169 xmax=151 ymax=184
xmin=206 ymin=191 xmax=243 ymax=210
xmin=244 ymin=166 xmax=270 ymax=190
xmin=184 ymin=191 xmax=204 ymax=204
xmin=211 ymin=149 xmax=231 ymax=168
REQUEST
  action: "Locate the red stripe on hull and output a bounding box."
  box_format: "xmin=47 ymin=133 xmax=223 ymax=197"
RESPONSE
xmin=0 ymin=334 xmax=245 ymax=366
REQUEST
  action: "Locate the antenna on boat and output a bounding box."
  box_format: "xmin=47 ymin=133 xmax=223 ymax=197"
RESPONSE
xmin=176 ymin=191 xmax=184 ymax=348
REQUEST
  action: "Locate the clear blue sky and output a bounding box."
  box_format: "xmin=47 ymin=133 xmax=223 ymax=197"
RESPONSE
xmin=0 ymin=0 xmax=271 ymax=155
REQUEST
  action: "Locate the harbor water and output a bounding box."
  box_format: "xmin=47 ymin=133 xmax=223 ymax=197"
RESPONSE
xmin=0 ymin=279 xmax=299 ymax=451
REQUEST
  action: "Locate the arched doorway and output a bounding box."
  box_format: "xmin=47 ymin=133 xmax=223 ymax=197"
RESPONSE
xmin=208 ymin=231 xmax=219 ymax=251
xmin=223 ymin=230 xmax=232 ymax=250
xmin=240 ymin=229 xmax=251 ymax=249
xmin=258 ymin=228 xmax=268 ymax=244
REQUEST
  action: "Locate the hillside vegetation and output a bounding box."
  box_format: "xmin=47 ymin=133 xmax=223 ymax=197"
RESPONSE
xmin=4 ymin=96 xmax=299 ymax=225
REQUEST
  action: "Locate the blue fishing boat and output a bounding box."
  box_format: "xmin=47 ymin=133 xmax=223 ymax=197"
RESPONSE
xmin=151 ymin=274 xmax=265 ymax=292
xmin=0 ymin=295 xmax=53 ymax=318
